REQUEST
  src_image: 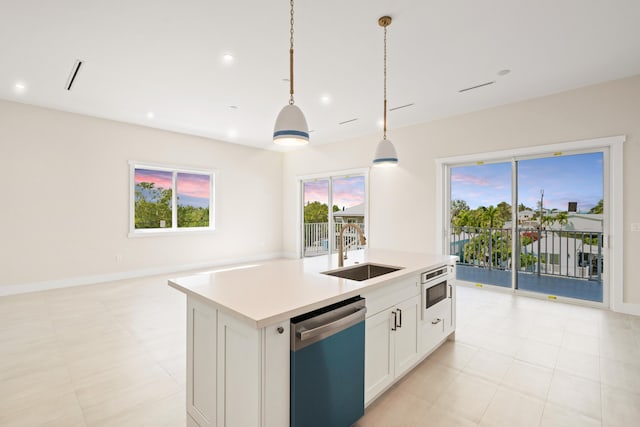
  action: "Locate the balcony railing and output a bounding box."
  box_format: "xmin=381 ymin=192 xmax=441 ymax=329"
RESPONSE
xmin=450 ymin=226 xmax=603 ymax=281
xmin=303 ymin=222 xmax=366 ymax=257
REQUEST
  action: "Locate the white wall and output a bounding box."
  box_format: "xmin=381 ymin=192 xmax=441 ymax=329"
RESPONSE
xmin=282 ymin=75 xmax=640 ymax=306
xmin=0 ymin=100 xmax=283 ymax=293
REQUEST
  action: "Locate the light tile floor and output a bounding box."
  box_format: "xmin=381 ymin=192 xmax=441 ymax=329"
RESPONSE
xmin=1 ymin=275 xmax=639 ymax=426
xmin=357 ymin=286 xmax=640 ymax=427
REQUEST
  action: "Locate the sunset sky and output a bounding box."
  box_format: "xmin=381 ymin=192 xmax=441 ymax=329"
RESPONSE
xmin=303 ymin=176 xmax=365 ymax=209
xmin=135 ymin=169 xmax=210 ymax=209
xmin=451 ymin=152 xmax=603 ymax=212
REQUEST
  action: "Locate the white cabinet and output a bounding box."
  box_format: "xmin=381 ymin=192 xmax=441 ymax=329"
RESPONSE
xmin=363 ymin=275 xmax=421 ymax=405
xmin=187 ymin=298 xmax=218 ymax=426
xmin=364 ymin=309 xmax=394 ymax=402
xmin=186 ymin=298 xmax=289 ymax=427
xmin=394 ymin=295 xmax=421 ymax=374
xmin=421 ymin=281 xmax=455 ymax=355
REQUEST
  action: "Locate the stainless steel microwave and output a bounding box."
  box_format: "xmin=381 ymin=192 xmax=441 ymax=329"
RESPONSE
xmin=425 ymin=279 xmax=448 ymax=309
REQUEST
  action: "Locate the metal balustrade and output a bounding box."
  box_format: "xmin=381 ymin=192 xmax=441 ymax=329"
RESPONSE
xmin=303 ymin=222 xmax=366 ymax=257
xmin=450 ymin=226 xmax=603 ymax=281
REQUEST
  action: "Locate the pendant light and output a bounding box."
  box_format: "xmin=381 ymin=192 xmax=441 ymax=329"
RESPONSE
xmin=373 ymin=16 xmax=399 ymax=167
xmin=273 ymin=0 xmax=309 ymax=146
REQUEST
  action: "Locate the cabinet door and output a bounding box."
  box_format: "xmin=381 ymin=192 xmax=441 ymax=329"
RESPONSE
xmin=187 ymin=298 xmax=217 ymax=427
xmin=364 ymin=309 xmax=394 ymax=405
xmin=394 ymin=295 xmax=421 ymax=376
xmin=262 ymin=321 xmax=290 ymax=427
xmin=217 ymin=312 xmax=261 ymax=427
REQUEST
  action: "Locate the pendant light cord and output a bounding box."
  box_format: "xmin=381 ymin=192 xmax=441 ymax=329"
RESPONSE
xmin=383 ymin=23 xmax=388 ymax=140
xmin=289 ymin=0 xmax=295 ymax=105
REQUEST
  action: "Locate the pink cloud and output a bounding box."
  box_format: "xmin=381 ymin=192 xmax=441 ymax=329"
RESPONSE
xmin=451 ymin=173 xmax=490 ymax=186
xmin=135 ymin=169 xmax=172 ymax=189
xmin=304 ymin=181 xmax=329 ymax=204
xmin=177 ymin=173 xmax=210 ymax=199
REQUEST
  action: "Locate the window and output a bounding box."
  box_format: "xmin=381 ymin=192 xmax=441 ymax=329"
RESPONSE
xmin=130 ymin=163 xmax=214 ymax=235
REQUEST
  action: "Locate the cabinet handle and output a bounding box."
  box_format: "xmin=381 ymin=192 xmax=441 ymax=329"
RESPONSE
xmin=277 ymin=326 xmax=284 ymax=334
xmin=396 ymin=308 xmax=402 ymax=328
xmin=432 ymin=318 xmax=442 ymax=325
xmin=391 ymin=311 xmax=397 ymax=331
xmin=448 ymin=284 xmax=452 ymax=299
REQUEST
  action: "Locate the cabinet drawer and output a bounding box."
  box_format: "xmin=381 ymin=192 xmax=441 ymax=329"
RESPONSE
xmin=363 ymin=275 xmax=419 ymax=317
xmin=421 ymin=299 xmax=451 ymax=353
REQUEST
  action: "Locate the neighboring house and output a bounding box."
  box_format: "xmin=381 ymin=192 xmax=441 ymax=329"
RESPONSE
xmin=518 ymin=210 xmax=536 ymax=221
xmin=333 ymin=203 xmax=365 ymax=224
xmin=522 ymin=233 xmax=602 ymax=278
xmin=547 ymin=213 xmax=603 ymax=232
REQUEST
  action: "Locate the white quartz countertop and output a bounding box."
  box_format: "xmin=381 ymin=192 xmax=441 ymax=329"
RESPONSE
xmin=168 ymin=249 xmax=456 ymax=328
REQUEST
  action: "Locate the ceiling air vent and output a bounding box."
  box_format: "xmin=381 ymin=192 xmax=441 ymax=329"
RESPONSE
xmin=458 ymin=80 xmax=495 ymax=93
xmin=338 ymin=118 xmax=358 ymax=125
xmin=65 ymin=60 xmax=84 ymax=91
xmin=389 ymin=103 xmax=414 ymax=111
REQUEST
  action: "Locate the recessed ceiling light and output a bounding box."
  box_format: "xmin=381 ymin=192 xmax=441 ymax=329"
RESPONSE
xmin=227 ymin=129 xmax=238 ymax=138
xmin=320 ymin=94 xmax=331 ymax=104
xmin=376 ymin=119 xmax=384 ymax=129
xmin=497 ymin=69 xmax=511 ymax=76
xmin=281 ymin=78 xmax=290 ymax=83
xmin=222 ymin=53 xmax=234 ymax=64
xmin=229 ymin=105 xmax=238 ymax=109
xmin=14 ymin=82 xmax=26 ymax=92
xmin=146 ymin=112 xmax=155 ymax=119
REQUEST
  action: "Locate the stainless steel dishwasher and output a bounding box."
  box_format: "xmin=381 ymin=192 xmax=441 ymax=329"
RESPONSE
xmin=290 ymin=296 xmax=367 ymax=427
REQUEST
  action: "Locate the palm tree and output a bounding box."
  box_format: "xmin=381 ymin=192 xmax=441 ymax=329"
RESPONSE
xmin=483 ymin=206 xmax=498 ymax=229
xmin=555 ymin=211 xmax=569 ymax=230
xmin=589 ymin=199 xmax=604 ymax=214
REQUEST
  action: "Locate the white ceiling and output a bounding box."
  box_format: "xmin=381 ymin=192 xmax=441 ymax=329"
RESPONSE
xmin=2 ymin=0 xmax=640 ymax=150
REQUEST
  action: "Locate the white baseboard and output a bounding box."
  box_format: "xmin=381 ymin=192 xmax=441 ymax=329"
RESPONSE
xmin=617 ymin=302 xmax=640 ymax=316
xmin=281 ymin=251 xmax=300 ymax=259
xmin=0 ymin=252 xmax=284 ymax=297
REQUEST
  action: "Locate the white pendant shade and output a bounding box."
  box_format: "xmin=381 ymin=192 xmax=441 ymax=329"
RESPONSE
xmin=273 ymin=104 xmax=309 ymax=146
xmin=373 ymin=138 xmax=398 ymax=167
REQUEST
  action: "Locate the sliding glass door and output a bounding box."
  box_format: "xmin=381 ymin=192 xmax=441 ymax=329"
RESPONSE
xmin=450 ymin=161 xmax=513 ymax=288
xmin=448 ymin=151 xmax=605 ymax=303
xmin=301 ymin=173 xmax=367 ymax=257
xmin=515 ymin=153 xmax=604 ymax=302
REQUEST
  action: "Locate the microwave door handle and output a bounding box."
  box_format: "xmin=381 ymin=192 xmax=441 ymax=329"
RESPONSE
xmin=448 ymin=284 xmax=452 ymax=298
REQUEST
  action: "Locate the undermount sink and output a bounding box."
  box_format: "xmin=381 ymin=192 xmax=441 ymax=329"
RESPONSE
xmin=322 ymin=263 xmax=403 ymax=281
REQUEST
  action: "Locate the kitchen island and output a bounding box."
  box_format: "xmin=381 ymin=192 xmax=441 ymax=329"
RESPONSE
xmin=169 ymin=249 xmax=457 ymax=427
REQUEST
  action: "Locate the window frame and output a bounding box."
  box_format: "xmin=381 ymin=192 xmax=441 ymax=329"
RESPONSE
xmin=129 ymin=161 xmax=215 ymax=237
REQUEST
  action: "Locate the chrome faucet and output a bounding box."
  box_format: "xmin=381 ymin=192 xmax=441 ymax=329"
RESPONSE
xmin=338 ymin=224 xmax=366 ymax=267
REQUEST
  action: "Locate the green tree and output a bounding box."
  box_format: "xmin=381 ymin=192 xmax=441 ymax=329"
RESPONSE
xmin=482 ymin=205 xmax=499 ymax=228
xmin=555 ymin=211 xmax=569 ymax=229
xmin=450 ymin=199 xmax=470 ymax=222
xmin=304 ymin=201 xmax=329 ymax=223
xmin=135 ymin=182 xmax=172 ymax=228
xmin=589 ymin=199 xmax=603 ymax=214
xmin=177 ymin=205 xmax=209 ymax=227
xmin=496 ymin=201 xmax=512 ymax=225
xmin=462 ymin=229 xmax=511 ymax=268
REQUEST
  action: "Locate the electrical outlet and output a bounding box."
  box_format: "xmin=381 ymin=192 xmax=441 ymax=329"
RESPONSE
xmin=632 ymin=223 xmax=640 ymax=232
